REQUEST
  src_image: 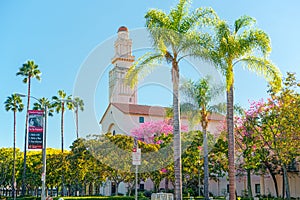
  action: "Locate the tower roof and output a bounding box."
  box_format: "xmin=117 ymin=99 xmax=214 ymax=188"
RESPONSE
xmin=118 ymin=26 xmax=128 ymax=32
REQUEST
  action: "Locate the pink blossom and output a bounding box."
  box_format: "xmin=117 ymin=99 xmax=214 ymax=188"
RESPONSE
xmin=131 ymin=120 xmax=188 ymax=144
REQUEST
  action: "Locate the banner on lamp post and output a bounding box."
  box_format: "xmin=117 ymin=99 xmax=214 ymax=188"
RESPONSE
xmin=28 ymin=110 xmax=44 ymax=149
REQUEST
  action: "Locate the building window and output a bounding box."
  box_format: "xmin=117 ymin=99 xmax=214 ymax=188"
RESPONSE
xmin=113 ymin=130 xmax=116 ymax=135
xmin=139 ymin=183 xmax=145 ymax=191
xmin=255 ymin=184 xmax=260 ymax=194
xmin=139 ymin=117 xmax=144 ymax=123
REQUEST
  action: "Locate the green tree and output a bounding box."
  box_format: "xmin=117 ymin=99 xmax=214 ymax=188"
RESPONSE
xmin=52 ymin=90 xmax=73 ymax=196
xmin=16 ymin=60 xmax=41 ymax=196
xmin=244 ymin=73 xmax=300 ymax=199
xmin=126 ymin=1 xmax=217 ymax=198
xmin=211 ymin=16 xmax=282 ymax=200
xmin=4 ymin=94 xmax=24 ymax=199
xmin=181 ymin=77 xmax=224 ymax=200
xmin=73 ymin=97 xmax=84 ymax=139
xmin=26 ymin=151 xmax=42 ymax=194
xmin=46 ymin=148 xmax=65 ymax=196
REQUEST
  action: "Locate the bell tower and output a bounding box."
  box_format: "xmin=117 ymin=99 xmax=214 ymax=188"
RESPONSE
xmin=109 ymin=26 xmax=137 ymax=104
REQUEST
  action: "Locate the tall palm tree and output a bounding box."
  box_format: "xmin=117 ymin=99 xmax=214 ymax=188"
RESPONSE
xmin=211 ymin=16 xmax=282 ymax=200
xmin=126 ymin=1 xmax=217 ymax=199
xmin=4 ymin=94 xmax=24 ymax=200
xmin=16 ymin=60 xmax=41 ymax=196
xmin=52 ymin=90 xmax=73 ymax=196
xmin=32 ymin=97 xmax=54 ymax=117
xmin=181 ymin=77 xmax=224 ymax=200
xmin=73 ymin=97 xmax=84 ymax=139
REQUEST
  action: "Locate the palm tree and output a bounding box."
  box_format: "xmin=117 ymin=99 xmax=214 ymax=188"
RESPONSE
xmin=4 ymin=94 xmax=24 ymax=200
xmin=52 ymin=90 xmax=73 ymax=196
xmin=211 ymin=16 xmax=282 ymax=200
xmin=16 ymin=60 xmax=41 ymax=196
xmin=32 ymin=97 xmax=54 ymax=117
xmin=126 ymin=1 xmax=217 ymax=199
xmin=181 ymin=77 xmax=224 ymax=200
xmin=73 ymin=97 xmax=84 ymax=139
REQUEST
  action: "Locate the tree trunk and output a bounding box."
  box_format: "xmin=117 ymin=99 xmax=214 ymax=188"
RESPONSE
xmin=282 ymin=170 xmax=284 ymax=198
xmin=12 ymin=110 xmax=16 ymax=200
xmin=76 ymin=106 xmax=79 ymax=139
xmin=61 ymin=103 xmax=65 ymax=196
xmin=22 ymin=76 xmax=31 ymax=196
xmin=172 ymin=62 xmax=182 ymax=200
xmin=203 ymin=127 xmax=209 ymax=200
xmin=227 ymin=82 xmax=236 ymax=200
xmin=165 ymin=178 xmax=169 ymax=192
xmin=265 ymin=163 xmax=279 ymax=197
xmin=116 ymin=182 xmax=119 ymax=196
xmin=247 ymin=169 xmax=253 ymax=199
xmin=282 ymin=165 xmax=290 ymax=199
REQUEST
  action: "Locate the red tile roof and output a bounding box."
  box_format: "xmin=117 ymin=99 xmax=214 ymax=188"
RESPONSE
xmin=112 ymin=103 xmax=166 ymax=116
xmin=99 ymin=103 xmax=225 ymax=124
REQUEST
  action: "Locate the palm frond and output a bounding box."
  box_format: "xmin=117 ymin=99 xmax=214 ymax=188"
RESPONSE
xmin=4 ymin=94 xmax=24 ymax=112
xmin=237 ymin=56 xmax=282 ymax=91
xmin=180 ymin=7 xmax=218 ymax=31
xmin=145 ymin=9 xmax=172 ymax=29
xmin=237 ymin=29 xmax=271 ymax=57
xmin=234 ymin=15 xmax=256 ymax=34
xmin=169 ymin=0 xmax=190 ymax=30
xmin=74 ymin=97 xmax=84 ymax=111
xmin=125 ymin=52 xmax=164 ymax=88
xmin=32 ymin=97 xmax=54 ymax=117
xmin=209 ymin=102 xmax=227 ymax=115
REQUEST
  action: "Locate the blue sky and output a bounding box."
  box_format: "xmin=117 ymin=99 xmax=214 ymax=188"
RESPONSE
xmin=1 ymin=0 xmax=300 ymax=150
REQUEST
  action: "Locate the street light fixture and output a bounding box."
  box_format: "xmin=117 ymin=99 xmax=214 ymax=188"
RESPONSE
xmin=16 ymin=93 xmax=48 ymax=200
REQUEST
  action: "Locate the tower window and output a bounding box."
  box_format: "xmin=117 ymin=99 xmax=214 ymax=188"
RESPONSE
xmin=139 ymin=117 xmax=144 ymax=123
xmin=113 ymin=130 xmax=116 ymax=135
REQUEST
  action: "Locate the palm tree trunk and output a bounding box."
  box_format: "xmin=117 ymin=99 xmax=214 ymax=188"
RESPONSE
xmin=12 ymin=110 xmax=16 ymax=200
xmin=172 ymin=63 xmax=182 ymax=200
xmin=61 ymin=103 xmax=65 ymax=196
xmin=203 ymin=127 xmax=209 ymax=200
xmin=22 ymin=76 xmax=31 ymax=196
xmin=76 ymin=106 xmax=79 ymax=139
xmin=227 ymin=84 xmax=235 ymax=200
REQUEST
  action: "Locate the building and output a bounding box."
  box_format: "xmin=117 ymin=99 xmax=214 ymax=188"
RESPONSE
xmin=98 ymin=26 xmax=300 ymax=197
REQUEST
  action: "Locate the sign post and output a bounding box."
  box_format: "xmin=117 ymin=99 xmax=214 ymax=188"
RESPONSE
xmin=132 ymin=137 xmax=141 ymax=200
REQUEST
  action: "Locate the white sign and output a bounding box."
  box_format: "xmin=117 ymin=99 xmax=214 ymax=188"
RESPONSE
xmin=132 ymin=148 xmax=141 ymax=165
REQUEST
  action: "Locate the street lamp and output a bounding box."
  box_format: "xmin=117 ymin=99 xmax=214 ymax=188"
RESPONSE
xmin=16 ymin=93 xmax=48 ymax=200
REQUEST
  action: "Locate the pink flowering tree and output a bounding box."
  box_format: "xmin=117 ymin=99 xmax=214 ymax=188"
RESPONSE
xmin=131 ymin=120 xmax=188 ymax=144
xmin=235 ymin=73 xmax=300 ymax=199
xmin=234 ymin=102 xmax=265 ymax=199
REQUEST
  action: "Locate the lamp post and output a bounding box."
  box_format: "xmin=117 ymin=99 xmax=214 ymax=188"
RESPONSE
xmin=16 ymin=93 xmax=48 ymax=200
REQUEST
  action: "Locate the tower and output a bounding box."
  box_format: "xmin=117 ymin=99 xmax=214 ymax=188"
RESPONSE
xmin=109 ymin=26 xmax=137 ymax=104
